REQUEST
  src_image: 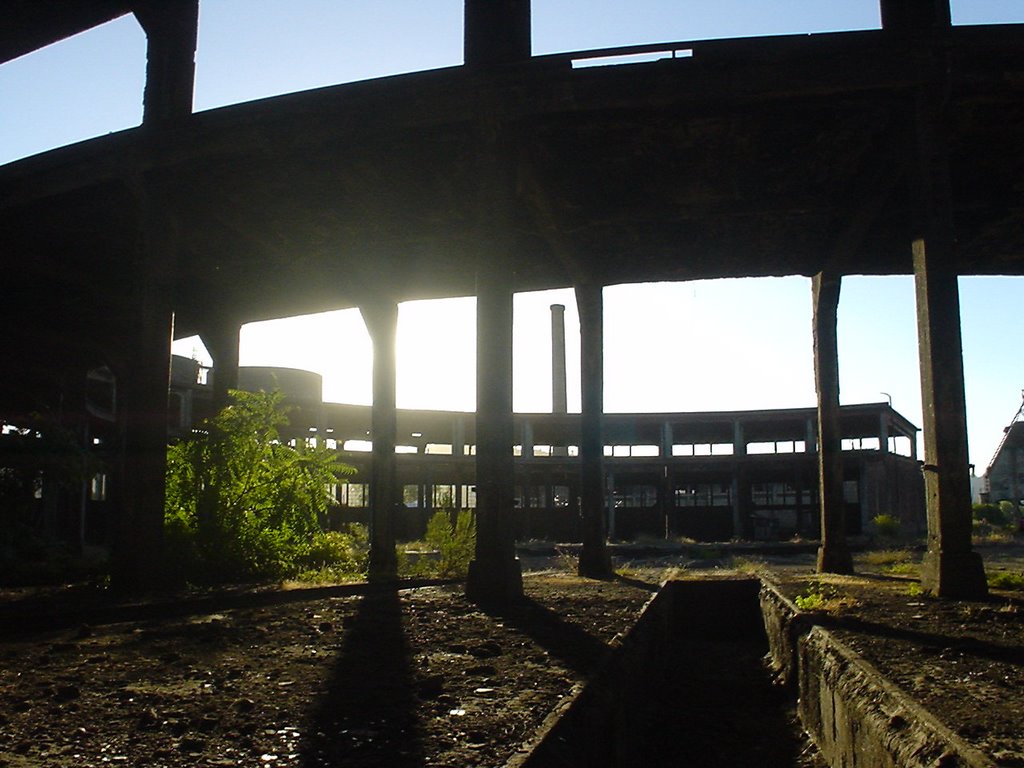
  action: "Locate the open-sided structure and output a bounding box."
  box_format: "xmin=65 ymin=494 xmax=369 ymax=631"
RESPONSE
xmin=3 ymin=0 xmax=1021 ymax=597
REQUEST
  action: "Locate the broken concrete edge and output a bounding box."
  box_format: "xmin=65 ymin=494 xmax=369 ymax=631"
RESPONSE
xmin=759 ymin=577 xmax=814 ymax=689
xmin=759 ymin=578 xmax=996 ymax=768
xmin=503 ymin=577 xmax=674 ymax=768
xmin=800 ymin=628 xmax=996 ymax=768
xmin=0 ymin=575 xmax=464 ymax=640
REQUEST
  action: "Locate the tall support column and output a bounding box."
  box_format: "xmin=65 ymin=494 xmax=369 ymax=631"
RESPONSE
xmin=914 ymin=249 xmax=987 ymax=596
xmin=551 ymin=303 xmax=568 ymax=415
xmin=467 ymin=265 xmax=523 ymax=604
xmin=111 ymin=191 xmax=177 ymax=591
xmin=361 ymin=301 xmax=400 ymax=582
xmin=731 ymin=420 xmax=747 ymax=538
xmin=813 ymin=272 xmax=853 ymax=574
xmin=135 ymin=1 xmax=198 ymax=125
xmin=464 ymin=0 xmax=531 ymax=67
xmin=203 ymin=318 xmax=240 ymax=412
xmin=909 ymin=7 xmax=987 ymax=597
xmin=576 ymin=282 xmax=613 ymax=578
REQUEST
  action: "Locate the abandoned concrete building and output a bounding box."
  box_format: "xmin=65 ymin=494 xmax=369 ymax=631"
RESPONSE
xmin=167 ymin=354 xmax=925 ymax=544
xmin=982 ymin=399 xmax=1024 ymax=509
xmin=3 ymin=0 xmax=1022 ymax=600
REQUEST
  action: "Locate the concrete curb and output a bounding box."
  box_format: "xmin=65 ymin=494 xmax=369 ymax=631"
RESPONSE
xmin=759 ymin=579 xmax=996 ymax=768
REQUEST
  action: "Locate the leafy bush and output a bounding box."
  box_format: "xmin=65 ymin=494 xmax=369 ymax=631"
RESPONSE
xmin=872 ymin=514 xmax=901 ymax=539
xmin=973 ymin=503 xmax=1010 ymax=527
xmin=164 ymin=389 xmax=354 ymax=583
xmin=794 ymin=583 xmax=827 ymax=611
xmin=295 ymin=526 xmax=369 ymax=581
xmin=794 ymin=581 xmax=858 ymax=613
xmin=861 ymin=549 xmax=912 ymax=567
xmin=987 ymin=570 xmax=1024 ymax=590
xmin=402 ymin=510 xmax=476 ymax=578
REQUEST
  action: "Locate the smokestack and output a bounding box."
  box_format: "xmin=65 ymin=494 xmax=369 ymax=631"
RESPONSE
xmin=551 ymin=304 xmax=567 ymax=414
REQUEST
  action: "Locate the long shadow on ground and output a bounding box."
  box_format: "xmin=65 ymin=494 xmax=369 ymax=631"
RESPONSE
xmin=299 ymin=587 xmax=424 ymax=768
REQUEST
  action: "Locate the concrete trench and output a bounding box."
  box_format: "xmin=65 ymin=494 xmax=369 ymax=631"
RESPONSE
xmin=505 ymin=577 xmax=994 ymax=768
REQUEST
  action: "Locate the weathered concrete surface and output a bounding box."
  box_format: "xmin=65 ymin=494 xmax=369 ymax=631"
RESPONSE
xmin=511 ymin=578 xmax=782 ymax=767
xmin=799 ymin=627 xmax=994 ymax=768
xmin=759 ymin=579 xmax=995 ymax=768
xmin=759 ymin=578 xmax=812 ymax=689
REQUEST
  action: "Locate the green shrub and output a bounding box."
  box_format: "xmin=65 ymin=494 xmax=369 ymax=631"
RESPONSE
xmin=402 ymin=510 xmax=476 ymax=578
xmin=795 ymin=583 xmax=827 ymax=611
xmin=296 ymin=526 xmax=369 ymax=581
xmin=988 ymin=571 xmax=1024 ymax=590
xmin=861 ymin=549 xmax=912 ymax=567
xmin=872 ymin=514 xmax=901 ymax=539
xmin=973 ymin=503 xmax=1010 ymax=527
xmin=164 ymin=389 xmax=354 ymax=583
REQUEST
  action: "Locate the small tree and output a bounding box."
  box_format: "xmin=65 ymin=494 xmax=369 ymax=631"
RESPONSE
xmin=165 ymin=389 xmax=353 ymax=582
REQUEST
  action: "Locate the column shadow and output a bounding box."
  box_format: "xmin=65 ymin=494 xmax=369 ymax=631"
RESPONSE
xmin=300 ymin=587 xmax=424 ymax=767
xmin=485 ymin=596 xmax=613 ymax=675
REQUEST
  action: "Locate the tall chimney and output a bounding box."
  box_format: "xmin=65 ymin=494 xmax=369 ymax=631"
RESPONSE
xmin=551 ymin=304 xmax=567 ymax=414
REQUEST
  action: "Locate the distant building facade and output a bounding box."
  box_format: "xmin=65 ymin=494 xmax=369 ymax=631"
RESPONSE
xmin=982 ymin=406 xmax=1024 ymax=509
xmin=168 ymin=361 xmax=924 ymax=543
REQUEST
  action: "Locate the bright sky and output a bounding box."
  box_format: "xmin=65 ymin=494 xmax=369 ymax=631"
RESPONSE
xmin=2 ymin=1 xmax=1022 ymax=470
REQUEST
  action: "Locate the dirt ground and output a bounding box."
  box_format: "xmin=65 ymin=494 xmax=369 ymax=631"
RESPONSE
xmin=766 ymin=545 xmax=1024 ymax=767
xmin=0 ymin=545 xmax=1022 ymax=767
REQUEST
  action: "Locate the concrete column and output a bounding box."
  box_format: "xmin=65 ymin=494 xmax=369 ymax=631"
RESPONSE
xmin=464 ymin=0 xmax=531 ymax=67
xmin=360 ymin=301 xmax=399 ymax=582
xmin=661 ymin=421 xmax=673 ymax=458
xmin=733 ymin=420 xmax=746 ymax=457
xmin=909 ymin=24 xmax=987 ymax=597
xmin=880 ymin=0 xmax=951 ymax=34
xmin=551 ymin=304 xmax=568 ymax=415
xmin=135 ymin=1 xmax=198 ymax=125
xmin=111 ymin=194 xmax=177 ymax=591
xmin=806 ymin=418 xmax=818 ymax=453
xmin=466 ymin=265 xmax=523 ymax=604
xmin=203 ymin=318 xmax=240 ymax=412
xmin=813 ymin=272 xmax=853 ymax=574
xmin=521 ymin=420 xmax=534 ymax=458
xmin=879 ymin=411 xmax=890 ymax=455
xmin=452 ymin=416 xmax=466 ymax=457
xmin=576 ymin=282 xmax=613 ymax=577
xmin=914 ymin=248 xmax=987 ymax=596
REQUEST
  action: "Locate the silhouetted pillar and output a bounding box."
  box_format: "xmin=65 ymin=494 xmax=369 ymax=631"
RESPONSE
xmin=731 ymin=420 xmax=747 ymax=536
xmin=361 ymin=301 xmax=399 ymax=582
xmin=135 ymin=1 xmax=198 ymax=125
xmin=464 ymin=0 xmax=531 ymax=67
xmin=111 ymin=197 xmax=176 ymax=591
xmin=467 ymin=265 xmax=523 ymax=604
xmin=909 ymin=14 xmax=987 ymax=597
xmin=880 ymin=0 xmax=950 ymax=35
xmin=914 ymin=250 xmax=987 ymax=596
xmin=576 ymin=282 xmax=612 ymax=577
xmin=813 ymin=272 xmax=853 ymax=574
xmin=551 ymin=304 xmax=568 ymax=415
xmin=203 ymin=318 xmax=240 ymax=412
xmin=879 ymin=410 xmax=890 ymax=455
xmin=521 ymin=420 xmax=534 ymax=458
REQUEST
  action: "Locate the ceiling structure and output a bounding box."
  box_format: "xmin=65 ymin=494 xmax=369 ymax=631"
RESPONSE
xmin=1 ymin=6 xmax=1022 ymax=412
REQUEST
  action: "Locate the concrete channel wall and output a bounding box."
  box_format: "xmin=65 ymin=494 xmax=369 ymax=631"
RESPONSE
xmin=759 ymin=580 xmax=996 ymax=768
xmin=507 ymin=577 xmax=996 ymax=768
xmin=507 ymin=578 xmax=763 ymax=767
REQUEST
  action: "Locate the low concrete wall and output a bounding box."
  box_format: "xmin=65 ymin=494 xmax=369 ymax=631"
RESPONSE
xmin=506 ymin=580 xmax=676 ymax=768
xmin=759 ymin=578 xmax=807 ymax=688
xmin=508 ymin=578 xmax=763 ymax=768
xmin=511 ymin=578 xmax=995 ymax=768
xmin=759 ymin=580 xmax=995 ymax=768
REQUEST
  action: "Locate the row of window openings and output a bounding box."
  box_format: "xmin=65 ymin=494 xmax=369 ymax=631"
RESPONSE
xmin=332 ymin=481 xmax=858 ymax=509
xmin=297 ymin=436 xmax=910 ymax=457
